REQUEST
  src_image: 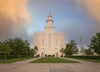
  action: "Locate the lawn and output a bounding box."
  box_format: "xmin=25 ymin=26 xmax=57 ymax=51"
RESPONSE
xmin=70 ymin=58 xmax=100 ymax=63
xmin=30 ymin=57 xmax=78 ymax=63
xmin=0 ymin=57 xmax=34 ymax=64
xmin=65 ymin=56 xmax=100 ymax=63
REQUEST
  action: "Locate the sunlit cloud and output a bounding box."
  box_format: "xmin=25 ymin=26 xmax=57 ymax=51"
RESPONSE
xmin=0 ymin=0 xmax=31 ymax=41
xmin=75 ymin=0 xmax=100 ymax=31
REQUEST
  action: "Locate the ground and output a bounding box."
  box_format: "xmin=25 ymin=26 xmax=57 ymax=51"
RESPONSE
xmin=0 ymin=57 xmax=100 ymax=72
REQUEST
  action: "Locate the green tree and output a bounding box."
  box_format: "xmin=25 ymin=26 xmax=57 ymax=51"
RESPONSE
xmin=64 ymin=40 xmax=78 ymax=56
xmin=70 ymin=40 xmax=78 ymax=54
xmin=60 ymin=48 xmax=65 ymax=56
xmin=12 ymin=38 xmax=25 ymax=58
xmin=23 ymin=40 xmax=30 ymax=56
xmin=33 ymin=46 xmax=38 ymax=56
xmin=30 ymin=49 xmax=35 ymax=56
xmin=64 ymin=44 xmax=73 ymax=55
xmin=0 ymin=44 xmax=12 ymax=61
xmin=89 ymin=33 xmax=100 ymax=55
xmin=84 ymin=48 xmax=94 ymax=55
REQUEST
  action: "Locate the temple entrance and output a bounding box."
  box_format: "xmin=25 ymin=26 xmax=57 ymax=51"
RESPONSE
xmin=41 ymin=52 xmax=44 ymax=57
xmin=55 ymin=52 xmax=58 ymax=57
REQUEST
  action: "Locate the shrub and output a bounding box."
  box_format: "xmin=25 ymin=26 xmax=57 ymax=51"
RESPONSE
xmin=0 ymin=55 xmax=32 ymax=59
xmin=36 ymin=54 xmax=40 ymax=57
xmin=60 ymin=55 xmax=63 ymax=57
xmin=45 ymin=54 xmax=47 ymax=57
xmin=53 ymin=54 xmax=55 ymax=57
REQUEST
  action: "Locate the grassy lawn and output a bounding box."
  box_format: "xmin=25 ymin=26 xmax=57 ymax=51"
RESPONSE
xmin=65 ymin=57 xmax=100 ymax=63
xmin=74 ymin=58 xmax=100 ymax=63
xmin=30 ymin=57 xmax=78 ymax=63
xmin=0 ymin=57 xmax=34 ymax=64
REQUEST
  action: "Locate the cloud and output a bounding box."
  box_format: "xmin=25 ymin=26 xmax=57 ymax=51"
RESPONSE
xmin=75 ymin=0 xmax=100 ymax=31
xmin=0 ymin=0 xmax=30 ymax=41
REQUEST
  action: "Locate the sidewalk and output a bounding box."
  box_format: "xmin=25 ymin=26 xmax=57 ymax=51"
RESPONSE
xmin=61 ymin=57 xmax=100 ymax=64
xmin=11 ymin=57 xmax=41 ymax=64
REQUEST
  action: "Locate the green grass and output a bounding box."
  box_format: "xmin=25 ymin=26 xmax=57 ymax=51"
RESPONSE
xmin=0 ymin=57 xmax=34 ymax=64
xmin=30 ymin=57 xmax=78 ymax=63
xmin=65 ymin=57 xmax=100 ymax=63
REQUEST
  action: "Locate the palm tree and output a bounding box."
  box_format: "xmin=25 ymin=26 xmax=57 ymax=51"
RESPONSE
xmin=60 ymin=48 xmax=65 ymax=57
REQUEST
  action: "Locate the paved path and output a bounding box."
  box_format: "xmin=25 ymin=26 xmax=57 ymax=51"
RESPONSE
xmin=61 ymin=57 xmax=96 ymax=64
xmin=0 ymin=57 xmax=100 ymax=72
xmin=12 ymin=57 xmax=41 ymax=64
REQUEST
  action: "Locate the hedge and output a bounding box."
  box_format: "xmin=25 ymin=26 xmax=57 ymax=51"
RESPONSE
xmin=0 ymin=55 xmax=33 ymax=60
xmin=65 ymin=56 xmax=100 ymax=60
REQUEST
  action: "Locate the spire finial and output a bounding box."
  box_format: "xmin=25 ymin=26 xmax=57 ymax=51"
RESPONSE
xmin=49 ymin=10 xmax=51 ymax=15
xmin=48 ymin=10 xmax=52 ymax=18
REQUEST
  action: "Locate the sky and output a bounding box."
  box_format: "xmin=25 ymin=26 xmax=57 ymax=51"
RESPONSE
xmin=0 ymin=0 xmax=100 ymax=48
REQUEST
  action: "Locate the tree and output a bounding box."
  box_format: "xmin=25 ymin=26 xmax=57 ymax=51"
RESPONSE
xmin=84 ymin=48 xmax=94 ymax=55
xmin=89 ymin=33 xmax=100 ymax=55
xmin=0 ymin=44 xmax=12 ymax=61
xmin=64 ymin=44 xmax=73 ymax=55
xmin=33 ymin=46 xmax=38 ymax=56
xmin=70 ymin=40 xmax=78 ymax=54
xmin=64 ymin=40 xmax=78 ymax=56
xmin=60 ymin=48 xmax=65 ymax=56
xmin=12 ymin=38 xmax=25 ymax=58
xmin=23 ymin=40 xmax=30 ymax=56
xmin=29 ymin=49 xmax=35 ymax=56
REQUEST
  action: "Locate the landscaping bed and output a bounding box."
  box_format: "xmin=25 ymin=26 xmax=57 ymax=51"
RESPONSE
xmin=30 ymin=57 xmax=78 ymax=63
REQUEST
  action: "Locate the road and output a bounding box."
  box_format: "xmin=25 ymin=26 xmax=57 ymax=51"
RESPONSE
xmin=0 ymin=57 xmax=100 ymax=72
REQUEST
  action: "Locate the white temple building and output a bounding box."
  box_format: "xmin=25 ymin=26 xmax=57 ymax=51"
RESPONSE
xmin=34 ymin=13 xmax=66 ymax=57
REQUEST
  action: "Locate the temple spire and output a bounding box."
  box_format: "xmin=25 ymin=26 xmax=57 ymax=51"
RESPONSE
xmin=46 ymin=11 xmax=53 ymax=26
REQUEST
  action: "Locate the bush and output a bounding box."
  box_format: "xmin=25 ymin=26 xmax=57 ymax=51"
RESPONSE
xmin=60 ymin=55 xmax=63 ymax=57
xmin=0 ymin=55 xmax=33 ymax=59
xmin=45 ymin=54 xmax=47 ymax=57
xmin=47 ymin=55 xmax=52 ymax=57
xmin=35 ymin=54 xmax=40 ymax=57
xmin=53 ymin=54 xmax=55 ymax=57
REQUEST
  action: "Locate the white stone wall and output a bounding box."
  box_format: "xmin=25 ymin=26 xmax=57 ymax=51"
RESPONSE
xmin=34 ymin=32 xmax=66 ymax=57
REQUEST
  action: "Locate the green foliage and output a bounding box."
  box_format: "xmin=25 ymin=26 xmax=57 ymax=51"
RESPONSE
xmin=60 ymin=48 xmax=64 ymax=56
xmin=64 ymin=40 xmax=78 ymax=56
xmin=0 ymin=37 xmax=36 ymax=60
xmin=0 ymin=55 xmax=33 ymax=60
xmin=45 ymin=54 xmax=47 ymax=57
xmin=45 ymin=54 xmax=55 ymax=57
xmin=53 ymin=54 xmax=55 ymax=57
xmin=65 ymin=56 xmax=100 ymax=60
xmin=0 ymin=44 xmax=12 ymax=55
xmin=84 ymin=48 xmax=94 ymax=55
xmin=0 ymin=57 xmax=34 ymax=64
xmin=33 ymin=46 xmax=38 ymax=54
xmin=35 ymin=54 xmax=40 ymax=57
xmin=81 ymin=47 xmax=94 ymax=55
xmin=89 ymin=33 xmax=100 ymax=55
xmin=0 ymin=44 xmax=12 ymax=60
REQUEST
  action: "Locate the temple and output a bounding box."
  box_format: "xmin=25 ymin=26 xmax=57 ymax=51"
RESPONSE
xmin=34 ymin=13 xmax=66 ymax=57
